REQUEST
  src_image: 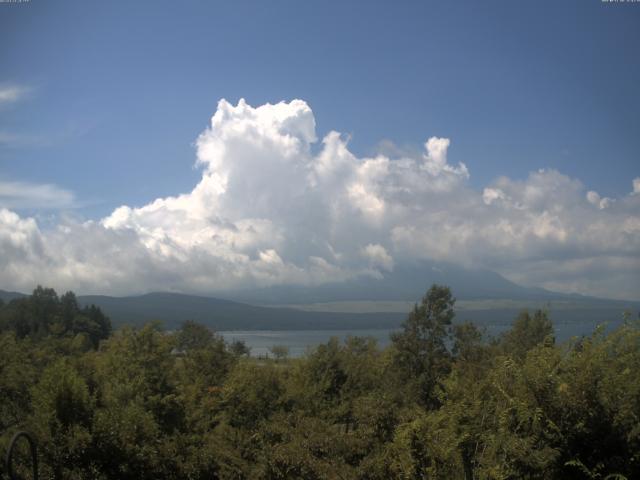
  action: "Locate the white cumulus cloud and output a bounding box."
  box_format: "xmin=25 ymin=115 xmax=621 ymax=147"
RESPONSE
xmin=0 ymin=98 xmax=638 ymax=300
xmin=586 ymin=190 xmax=613 ymax=210
xmin=482 ymin=187 xmax=507 ymax=205
xmin=362 ymin=243 xmax=394 ymax=272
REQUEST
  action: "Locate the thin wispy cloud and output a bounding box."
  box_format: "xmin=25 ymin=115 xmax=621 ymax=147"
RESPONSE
xmin=0 ymin=84 xmax=46 ymax=149
xmin=0 ymin=131 xmax=48 ymax=149
xmin=0 ymin=84 xmax=30 ymax=105
xmin=0 ymin=180 xmax=75 ymax=210
xmin=0 ymin=124 xmax=93 ymax=149
xmin=0 ymin=99 xmax=638 ymax=299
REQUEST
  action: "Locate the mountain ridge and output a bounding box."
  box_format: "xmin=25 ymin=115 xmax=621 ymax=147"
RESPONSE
xmin=2 ymin=262 xmax=637 ymax=331
xmin=217 ymin=261 xmax=615 ymax=305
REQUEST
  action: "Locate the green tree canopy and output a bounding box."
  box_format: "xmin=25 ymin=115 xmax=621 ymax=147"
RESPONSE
xmin=391 ymin=284 xmax=456 ymax=408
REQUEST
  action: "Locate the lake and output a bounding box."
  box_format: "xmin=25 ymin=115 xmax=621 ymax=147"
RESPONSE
xmin=220 ymin=317 xmax=624 ymax=358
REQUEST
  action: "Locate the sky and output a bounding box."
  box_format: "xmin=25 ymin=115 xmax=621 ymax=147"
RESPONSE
xmin=0 ymin=0 xmax=639 ymax=300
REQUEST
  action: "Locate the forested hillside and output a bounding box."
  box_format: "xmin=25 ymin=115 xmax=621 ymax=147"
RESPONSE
xmin=1 ymin=286 xmax=638 ymax=479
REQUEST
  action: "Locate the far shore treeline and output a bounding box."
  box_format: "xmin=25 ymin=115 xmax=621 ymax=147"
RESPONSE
xmin=0 ymin=285 xmax=638 ymax=479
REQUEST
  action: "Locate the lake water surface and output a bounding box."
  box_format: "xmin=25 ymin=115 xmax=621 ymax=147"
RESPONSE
xmin=220 ymin=318 xmax=623 ymax=358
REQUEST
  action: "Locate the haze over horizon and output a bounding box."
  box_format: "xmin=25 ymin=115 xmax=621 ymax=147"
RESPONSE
xmin=1 ymin=1 xmax=639 ymax=300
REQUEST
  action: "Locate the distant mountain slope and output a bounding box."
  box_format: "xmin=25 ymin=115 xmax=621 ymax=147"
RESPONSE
xmin=77 ymin=292 xmax=405 ymax=330
xmin=76 ymin=291 xmax=638 ymax=333
xmin=2 ymin=287 xmax=637 ymax=332
xmin=3 ymin=259 xmax=638 ymax=332
xmin=220 ymin=261 xmax=588 ymax=305
xmin=0 ymin=289 xmax=26 ymax=303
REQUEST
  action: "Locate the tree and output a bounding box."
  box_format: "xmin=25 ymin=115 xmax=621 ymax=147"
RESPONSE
xmin=229 ymin=339 xmax=251 ymax=357
xmin=452 ymin=321 xmax=486 ymax=365
xmin=60 ymin=291 xmax=79 ymax=333
xmin=269 ymin=345 xmax=290 ymax=361
xmin=80 ymin=304 xmax=111 ymax=346
xmin=391 ymin=284 xmax=455 ymax=408
xmin=29 ymin=286 xmax=59 ymax=337
xmin=0 ymin=288 xmax=110 ymax=347
xmin=91 ymin=324 xmax=184 ymax=478
xmin=0 ymin=332 xmax=36 ymax=433
xmin=176 ymin=320 xmax=214 ymax=352
xmin=29 ymin=359 xmax=95 ymax=479
xmin=500 ymin=309 xmax=554 ymax=360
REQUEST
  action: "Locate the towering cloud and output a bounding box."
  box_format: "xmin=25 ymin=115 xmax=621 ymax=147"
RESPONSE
xmin=1 ymin=99 xmax=639 ymax=299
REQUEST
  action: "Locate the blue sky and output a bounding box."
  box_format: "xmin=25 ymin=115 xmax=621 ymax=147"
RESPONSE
xmin=0 ymin=0 xmax=639 ymax=299
xmin=2 ymin=0 xmax=638 ymax=215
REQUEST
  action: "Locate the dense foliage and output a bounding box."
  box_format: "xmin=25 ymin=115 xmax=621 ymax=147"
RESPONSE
xmin=1 ymin=286 xmax=638 ymax=479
